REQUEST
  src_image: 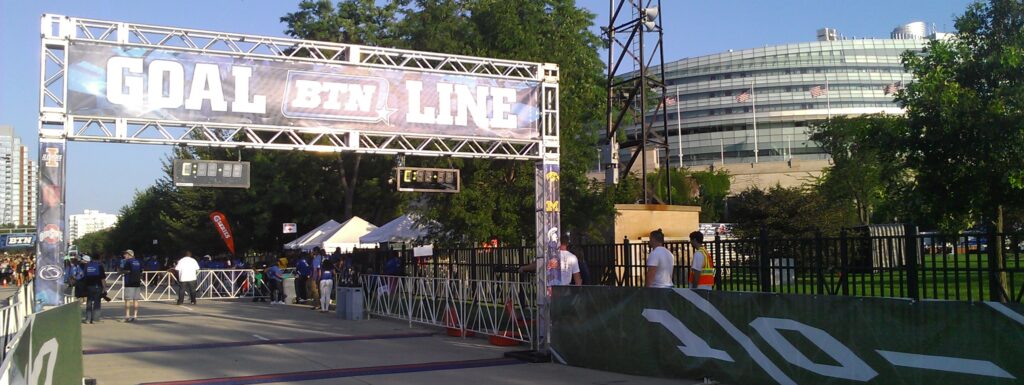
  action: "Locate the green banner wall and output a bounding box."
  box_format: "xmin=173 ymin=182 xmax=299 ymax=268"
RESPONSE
xmin=550 ymin=287 xmax=1023 ymax=385
xmin=1 ymin=302 xmax=83 ymax=385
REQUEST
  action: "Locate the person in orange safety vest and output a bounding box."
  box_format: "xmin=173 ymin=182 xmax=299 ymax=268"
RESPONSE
xmin=688 ymin=231 xmax=715 ymax=290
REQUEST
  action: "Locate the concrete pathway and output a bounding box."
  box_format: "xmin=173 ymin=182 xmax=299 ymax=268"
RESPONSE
xmin=82 ymin=299 xmax=701 ymax=385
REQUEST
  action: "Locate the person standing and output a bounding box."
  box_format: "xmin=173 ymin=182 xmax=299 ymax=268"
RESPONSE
xmin=517 ymin=234 xmax=580 ymax=346
xmin=120 ymin=249 xmax=143 ymax=322
xmin=294 ymin=254 xmax=310 ymax=304
xmin=67 ymin=255 xmax=87 ymax=322
xmin=81 ymin=255 xmax=106 ymax=323
xmin=318 ymin=260 xmax=334 ymax=312
xmin=309 ymin=248 xmax=324 ymax=309
xmin=688 ymin=231 xmax=715 ymax=290
xmin=174 ymin=251 xmax=200 ymax=305
xmin=645 ymin=229 xmax=675 ymax=288
xmin=266 ymin=261 xmax=285 ymax=304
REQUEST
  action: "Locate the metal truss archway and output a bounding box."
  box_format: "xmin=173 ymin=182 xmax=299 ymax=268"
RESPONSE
xmin=36 ymin=15 xmax=561 ymax=352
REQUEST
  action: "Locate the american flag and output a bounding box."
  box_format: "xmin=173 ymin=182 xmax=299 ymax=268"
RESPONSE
xmin=735 ymin=90 xmax=750 ymax=103
xmin=883 ymin=81 xmax=903 ymax=95
xmin=665 ymin=96 xmax=677 ymax=106
xmin=809 ymin=85 xmax=828 ymax=98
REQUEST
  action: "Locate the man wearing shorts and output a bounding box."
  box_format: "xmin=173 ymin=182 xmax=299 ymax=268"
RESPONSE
xmin=120 ymin=249 xmax=143 ymax=322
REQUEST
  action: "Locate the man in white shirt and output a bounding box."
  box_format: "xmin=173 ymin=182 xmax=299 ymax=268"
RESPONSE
xmin=518 ymin=234 xmax=581 ymax=347
xmin=519 ymin=234 xmax=582 ymax=286
xmin=174 ymin=251 xmax=201 ymax=305
xmin=645 ymin=229 xmax=675 ymax=288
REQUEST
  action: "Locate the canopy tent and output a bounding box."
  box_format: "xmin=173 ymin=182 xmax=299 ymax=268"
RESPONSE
xmin=359 ymin=214 xmax=430 ymax=244
xmin=284 ymin=220 xmax=342 ymax=252
xmin=285 ymin=217 xmax=379 ymax=252
xmin=321 ymin=216 xmax=379 ymax=253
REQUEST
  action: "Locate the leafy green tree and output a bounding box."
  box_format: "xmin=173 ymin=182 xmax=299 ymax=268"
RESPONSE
xmin=692 ymin=169 xmax=731 ymax=222
xmin=728 ymin=185 xmax=854 ymax=239
xmin=809 ymin=114 xmax=909 ymax=226
xmin=646 ymin=168 xmax=694 ymax=205
xmin=74 ymin=229 xmax=112 ymax=257
xmin=392 ymin=0 xmax=615 ymax=245
xmin=895 ymin=0 xmax=1024 ymax=300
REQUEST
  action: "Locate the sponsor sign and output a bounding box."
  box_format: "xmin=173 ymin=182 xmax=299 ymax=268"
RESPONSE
xmin=283 ymin=223 xmax=297 ymax=234
xmin=209 ymin=211 xmax=236 ymax=255
xmin=66 ymin=42 xmax=541 ymax=140
xmin=35 ymin=140 xmax=65 ymax=306
xmin=551 ymin=286 xmax=1023 ymax=385
xmin=0 ymin=234 xmax=35 ymax=249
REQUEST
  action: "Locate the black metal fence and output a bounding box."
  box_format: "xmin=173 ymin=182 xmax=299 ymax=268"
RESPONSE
xmin=345 ymin=228 xmax=1024 ymax=304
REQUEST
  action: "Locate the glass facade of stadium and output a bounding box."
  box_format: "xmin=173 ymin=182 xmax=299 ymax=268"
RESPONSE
xmin=644 ymin=35 xmax=927 ymax=168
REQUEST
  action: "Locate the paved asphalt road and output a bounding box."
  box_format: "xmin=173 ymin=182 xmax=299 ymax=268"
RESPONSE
xmin=81 ymin=299 xmax=707 ymax=385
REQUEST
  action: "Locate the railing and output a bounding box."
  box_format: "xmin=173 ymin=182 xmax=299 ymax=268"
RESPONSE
xmin=101 ymin=269 xmax=258 ymax=302
xmin=358 ymin=230 xmax=1024 ymax=304
xmin=362 ymin=274 xmax=537 ymax=346
xmin=1 ymin=282 xmax=35 ymax=362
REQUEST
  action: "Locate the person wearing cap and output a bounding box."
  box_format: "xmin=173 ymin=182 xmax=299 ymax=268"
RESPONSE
xmin=120 ymin=249 xmax=143 ymax=322
xmin=81 ymin=255 xmax=106 ymax=323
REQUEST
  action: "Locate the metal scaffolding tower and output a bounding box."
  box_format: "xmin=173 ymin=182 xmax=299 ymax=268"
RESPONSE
xmin=604 ymin=0 xmax=671 ymax=204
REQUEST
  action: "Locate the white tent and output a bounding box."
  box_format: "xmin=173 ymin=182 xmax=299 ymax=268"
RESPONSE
xmin=359 ymin=214 xmax=429 ymax=244
xmin=284 ymin=220 xmax=342 ymax=251
xmin=321 ymin=216 xmax=379 ymax=253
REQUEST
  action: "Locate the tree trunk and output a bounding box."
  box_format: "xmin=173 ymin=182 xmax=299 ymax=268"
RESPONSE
xmin=994 ymin=205 xmax=1009 ymax=302
xmin=338 ymin=154 xmax=362 ymax=221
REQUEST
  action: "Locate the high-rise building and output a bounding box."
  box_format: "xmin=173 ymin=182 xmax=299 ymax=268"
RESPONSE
xmin=68 ymin=210 xmax=118 ymax=244
xmin=616 ymin=23 xmax=945 ymax=193
xmin=0 ymin=125 xmax=38 ymax=227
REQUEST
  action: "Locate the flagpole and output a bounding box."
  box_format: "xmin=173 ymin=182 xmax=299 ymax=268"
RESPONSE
xmin=825 ymin=74 xmax=831 ymax=121
xmin=752 ymin=78 xmax=758 ymax=163
xmin=675 ymin=88 xmax=682 ymax=168
xmin=720 ymin=139 xmax=724 ymax=164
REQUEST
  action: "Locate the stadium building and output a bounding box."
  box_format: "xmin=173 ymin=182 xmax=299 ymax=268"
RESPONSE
xmin=619 ymin=23 xmax=948 ymax=192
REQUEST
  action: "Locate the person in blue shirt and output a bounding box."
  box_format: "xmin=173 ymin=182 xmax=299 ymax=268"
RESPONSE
xmin=265 ymin=261 xmax=285 ymax=304
xmin=294 ymin=255 xmax=310 ymax=304
xmin=317 ymin=260 xmax=335 ymax=312
xmin=81 ymin=255 xmax=106 ymax=324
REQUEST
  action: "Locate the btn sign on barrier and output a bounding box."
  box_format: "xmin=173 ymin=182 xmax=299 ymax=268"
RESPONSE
xmin=173 ymin=159 xmax=251 ymax=188
xmin=395 ymin=167 xmax=460 ymax=193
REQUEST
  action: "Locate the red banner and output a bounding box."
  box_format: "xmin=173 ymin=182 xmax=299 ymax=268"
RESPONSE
xmin=210 ymin=211 xmax=235 ymax=255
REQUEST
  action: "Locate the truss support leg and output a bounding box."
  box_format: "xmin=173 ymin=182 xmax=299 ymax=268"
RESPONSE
xmin=36 ymin=138 xmax=68 ymax=308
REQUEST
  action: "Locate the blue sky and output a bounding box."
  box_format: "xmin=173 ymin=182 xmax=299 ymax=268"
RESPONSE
xmin=0 ymin=0 xmax=972 ymax=218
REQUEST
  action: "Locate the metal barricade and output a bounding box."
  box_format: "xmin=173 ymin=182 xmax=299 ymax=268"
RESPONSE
xmin=362 ymin=274 xmax=537 ymax=345
xmin=103 ymin=269 xmax=258 ymax=302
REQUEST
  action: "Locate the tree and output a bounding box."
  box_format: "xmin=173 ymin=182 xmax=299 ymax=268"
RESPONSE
xmin=691 ymin=169 xmax=731 ymax=222
xmin=896 ymin=0 xmax=1024 ymax=301
xmin=74 ymin=229 xmax=112 ymax=257
xmin=809 ymin=114 xmax=909 ymax=226
xmin=728 ymin=185 xmax=854 ymax=239
xmin=281 ymin=0 xmax=406 ymax=221
xmin=393 ymin=0 xmax=615 ymax=245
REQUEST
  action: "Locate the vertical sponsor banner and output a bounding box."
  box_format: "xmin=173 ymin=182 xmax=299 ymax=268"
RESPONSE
xmin=534 ymin=161 xmax=560 ymax=349
xmin=35 ymin=139 xmax=66 ymax=307
xmin=210 ymin=211 xmax=236 ymax=255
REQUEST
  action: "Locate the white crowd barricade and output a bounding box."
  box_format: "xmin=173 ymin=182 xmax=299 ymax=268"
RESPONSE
xmin=103 ymin=269 xmax=258 ymax=302
xmin=362 ymin=275 xmax=538 ymax=345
